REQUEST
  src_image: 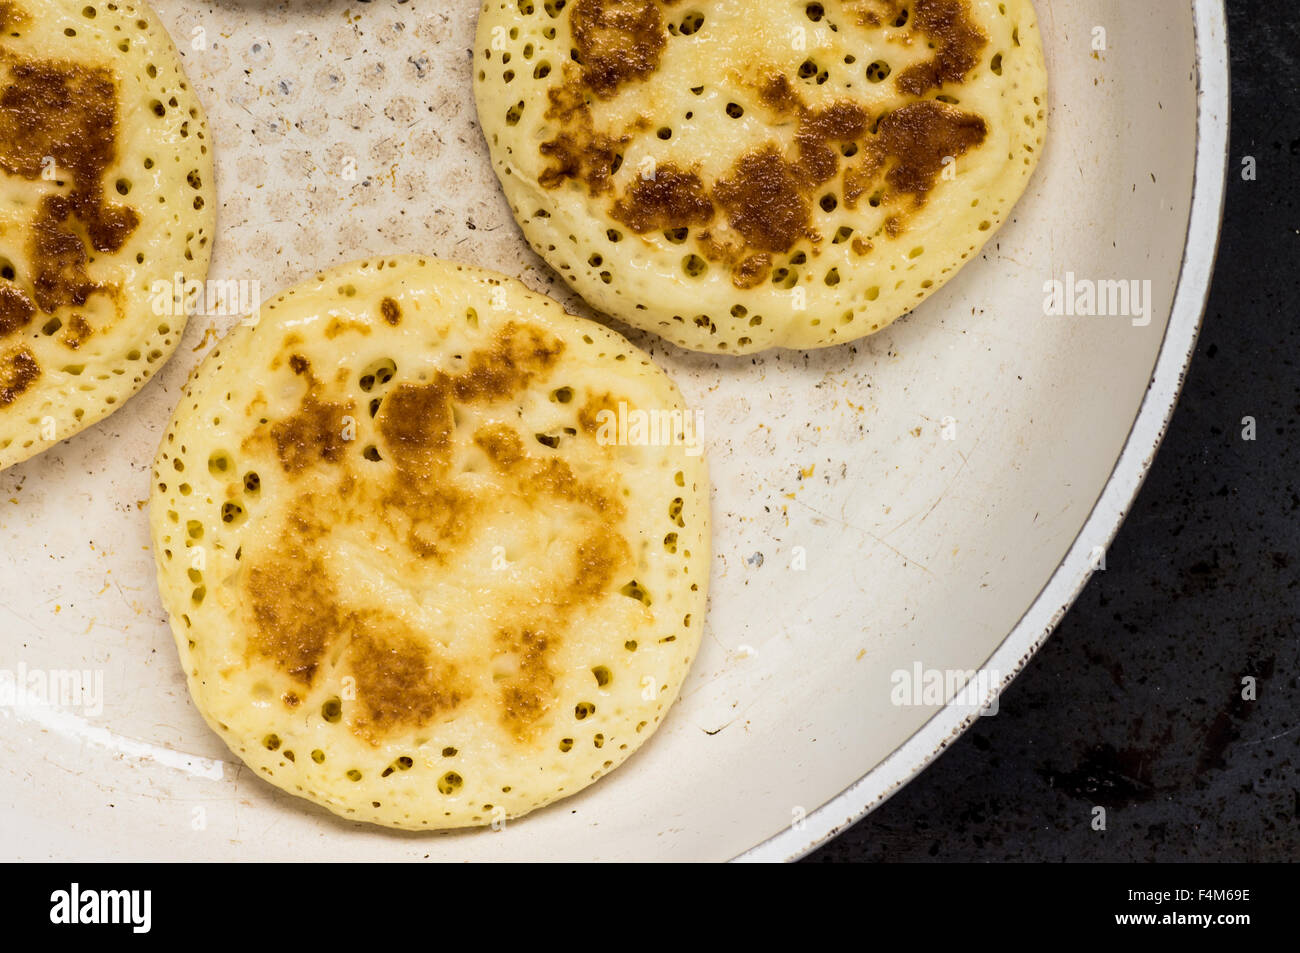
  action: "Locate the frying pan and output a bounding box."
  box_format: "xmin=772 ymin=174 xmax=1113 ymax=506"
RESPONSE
xmin=0 ymin=0 xmax=1229 ymax=861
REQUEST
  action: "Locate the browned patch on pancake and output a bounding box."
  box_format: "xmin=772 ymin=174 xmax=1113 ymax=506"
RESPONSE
xmin=844 ymin=100 xmax=987 ymax=208
xmin=758 ymin=76 xmax=874 ymax=180
xmin=0 ymin=2 xmax=26 ymax=32
xmin=477 ymin=421 xmax=625 ymax=518
xmin=795 ymin=100 xmax=870 ymax=185
xmin=0 ymin=284 xmax=35 ymax=336
xmin=709 ymin=75 xmax=985 ymax=257
xmin=595 ymin=77 xmax=869 ymax=282
xmin=454 ymin=321 xmax=565 ymax=401
xmin=569 ymin=0 xmax=667 ymax=98
xmin=373 ymin=324 xmax=565 ymax=536
xmin=378 ymin=379 xmax=455 ymax=470
xmin=347 ymin=628 xmax=465 ymax=742
xmin=713 ymin=146 xmax=812 ymax=255
xmin=0 ymin=57 xmax=139 ymax=313
xmin=577 ymin=390 xmax=622 ymax=434
xmin=539 ymin=125 xmax=625 ymax=192
xmin=269 ymin=391 xmax=355 ymax=474
xmin=0 ymin=344 xmax=37 ymax=405
xmin=610 ymin=164 xmax=714 ymax=233
xmin=472 ymin=417 xmax=632 ymax=739
xmin=239 ymin=320 xmax=639 ymax=744
xmin=896 ymin=0 xmax=988 ymax=96
xmin=28 ymin=195 xmax=106 ymax=314
xmin=757 ymin=72 xmax=802 ymax=113
xmin=244 ymin=504 xmax=469 ymax=738
xmin=732 ymin=253 xmax=772 ymax=289
xmin=526 ymin=0 xmax=992 ymax=285
xmin=699 ymin=85 xmax=871 ymax=275
xmin=568 ymin=520 xmax=630 ymax=601
xmin=61 ymin=313 xmax=92 ymax=349
xmin=379 ymin=296 xmax=401 ymax=326
xmin=474 ymin=422 xmax=525 ymax=467
xmin=563 ymin=68 xmax=872 ymax=284
xmin=245 ymin=539 xmax=341 ymax=685
xmin=841 ymin=157 xmax=877 ymax=210
xmin=527 ymin=454 xmax=623 ymax=516
xmin=538 ymin=69 xmax=629 ymax=193
xmin=844 ymin=0 xmax=906 ymax=28
xmin=495 ymin=626 xmax=557 ymax=736
xmin=879 ymin=101 xmax=987 ymax=196
xmin=383 ymin=475 xmax=473 ymax=562
xmin=492 ymin=522 xmax=631 ymax=739
xmin=375 ymin=381 xmax=478 ymax=553
xmin=323 ymin=317 xmax=372 ymax=339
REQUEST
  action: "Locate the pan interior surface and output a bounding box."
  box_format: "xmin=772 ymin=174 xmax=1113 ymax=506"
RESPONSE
xmin=0 ymin=0 xmax=1213 ymax=861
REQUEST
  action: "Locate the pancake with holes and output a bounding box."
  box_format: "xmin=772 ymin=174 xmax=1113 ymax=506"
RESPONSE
xmin=474 ymin=0 xmax=1046 ymax=353
xmin=150 ymin=256 xmax=710 ymax=830
xmin=0 ymin=0 xmax=213 ymax=469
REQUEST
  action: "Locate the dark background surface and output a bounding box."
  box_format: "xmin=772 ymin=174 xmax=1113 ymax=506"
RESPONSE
xmin=809 ymin=1 xmax=1299 ymax=862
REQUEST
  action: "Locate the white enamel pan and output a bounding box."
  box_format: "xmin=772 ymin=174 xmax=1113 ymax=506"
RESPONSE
xmin=0 ymin=0 xmax=1228 ymax=861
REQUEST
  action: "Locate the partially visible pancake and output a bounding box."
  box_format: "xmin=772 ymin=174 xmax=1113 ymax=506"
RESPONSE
xmin=150 ymin=256 xmax=710 ymax=830
xmin=474 ymin=0 xmax=1046 ymax=353
xmin=0 ymin=0 xmax=214 ymax=469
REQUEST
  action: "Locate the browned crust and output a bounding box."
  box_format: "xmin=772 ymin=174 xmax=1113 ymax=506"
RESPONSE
xmin=530 ymin=0 xmax=992 ymax=288
xmin=238 ymin=320 xmax=639 ymax=746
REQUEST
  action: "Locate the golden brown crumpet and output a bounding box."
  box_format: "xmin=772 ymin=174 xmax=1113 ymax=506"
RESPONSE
xmin=150 ymin=257 xmax=710 ymax=830
xmin=475 ymin=0 xmax=1046 ymax=353
xmin=0 ymin=0 xmax=213 ymax=470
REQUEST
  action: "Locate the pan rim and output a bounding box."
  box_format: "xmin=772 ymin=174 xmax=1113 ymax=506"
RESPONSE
xmin=735 ymin=0 xmax=1231 ymax=863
